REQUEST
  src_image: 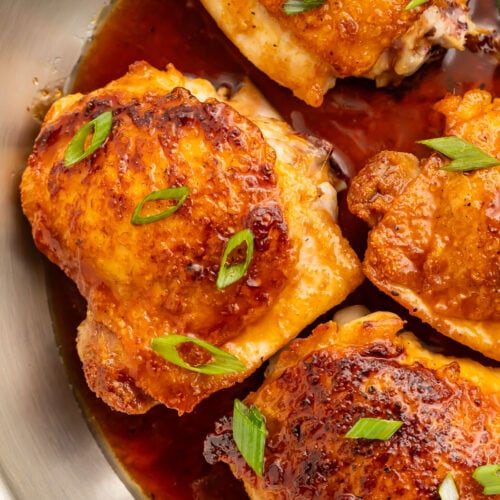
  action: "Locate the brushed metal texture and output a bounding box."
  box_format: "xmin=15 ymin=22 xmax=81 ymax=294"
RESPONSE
xmin=0 ymin=1 xmax=134 ymax=498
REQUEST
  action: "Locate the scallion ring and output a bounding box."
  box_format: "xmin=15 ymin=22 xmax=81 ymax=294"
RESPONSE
xmin=344 ymin=417 xmax=403 ymax=440
xmin=131 ymin=186 xmax=189 ymax=225
xmin=418 ymin=136 xmax=500 ymax=172
xmin=439 ymin=473 xmax=459 ymax=500
xmin=473 ymin=464 xmax=500 ymax=495
xmin=405 ymin=0 xmax=430 ymax=10
xmin=233 ymin=399 xmax=266 ymax=476
xmin=64 ymin=110 xmax=113 ymax=167
xmin=216 ymin=229 xmax=254 ymax=290
xmin=151 ymin=334 xmax=246 ymax=375
xmin=282 ymin=0 xmax=326 ymax=15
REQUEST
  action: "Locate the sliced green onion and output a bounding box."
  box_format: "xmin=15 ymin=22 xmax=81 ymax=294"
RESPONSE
xmin=473 ymin=464 xmax=500 ymax=495
xmin=439 ymin=473 xmax=459 ymax=500
xmin=345 ymin=417 xmax=403 ymax=440
xmin=216 ymin=229 xmax=254 ymax=290
xmin=151 ymin=334 xmax=246 ymax=375
xmin=282 ymin=0 xmax=326 ymax=15
xmin=233 ymin=399 xmax=266 ymax=476
xmin=131 ymin=186 xmax=189 ymax=225
xmin=405 ymin=0 xmax=430 ymax=10
xmin=418 ymin=136 xmax=500 ymax=172
xmin=64 ymin=110 xmax=113 ymax=167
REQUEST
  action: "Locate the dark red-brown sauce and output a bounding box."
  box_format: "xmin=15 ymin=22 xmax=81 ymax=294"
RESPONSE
xmin=47 ymin=0 xmax=500 ymax=498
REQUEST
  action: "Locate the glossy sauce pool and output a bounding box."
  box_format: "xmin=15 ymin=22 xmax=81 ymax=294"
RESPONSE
xmin=47 ymin=0 xmax=500 ymax=498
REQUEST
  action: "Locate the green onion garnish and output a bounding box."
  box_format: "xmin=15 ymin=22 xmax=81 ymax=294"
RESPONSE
xmin=131 ymin=186 xmax=189 ymax=225
xmin=418 ymin=136 xmax=500 ymax=172
xmin=64 ymin=110 xmax=113 ymax=167
xmin=216 ymin=229 xmax=254 ymax=290
xmin=151 ymin=334 xmax=246 ymax=375
xmin=282 ymin=0 xmax=326 ymax=15
xmin=439 ymin=473 xmax=459 ymax=500
xmin=233 ymin=399 xmax=266 ymax=476
xmin=405 ymin=0 xmax=430 ymax=10
xmin=345 ymin=417 xmax=403 ymax=440
xmin=473 ymin=464 xmax=500 ymax=495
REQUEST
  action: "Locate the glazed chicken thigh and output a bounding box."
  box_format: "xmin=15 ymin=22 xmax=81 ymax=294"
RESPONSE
xmin=205 ymin=311 xmax=500 ymax=499
xmin=348 ymin=89 xmax=500 ymax=360
xmin=21 ymin=62 xmax=362 ymax=414
xmin=200 ymin=0 xmax=484 ymax=106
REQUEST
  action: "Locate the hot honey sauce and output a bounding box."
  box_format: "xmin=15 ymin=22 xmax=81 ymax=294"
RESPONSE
xmin=48 ymin=0 xmax=500 ymax=498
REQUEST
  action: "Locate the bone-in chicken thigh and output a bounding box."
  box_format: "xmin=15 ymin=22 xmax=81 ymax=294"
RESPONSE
xmin=20 ymin=62 xmax=363 ymax=414
xmin=200 ymin=0 xmax=484 ymax=106
xmin=348 ymin=89 xmax=500 ymax=360
xmin=205 ymin=311 xmax=500 ymax=499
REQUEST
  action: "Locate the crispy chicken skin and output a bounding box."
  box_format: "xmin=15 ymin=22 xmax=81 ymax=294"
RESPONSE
xmin=200 ymin=0 xmax=482 ymax=106
xmin=20 ymin=62 xmax=363 ymax=414
xmin=348 ymin=89 xmax=500 ymax=360
xmin=204 ymin=311 xmax=500 ymax=499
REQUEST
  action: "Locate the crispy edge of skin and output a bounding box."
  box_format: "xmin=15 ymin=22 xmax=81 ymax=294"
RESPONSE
xmin=347 ymin=150 xmax=421 ymax=227
xmin=364 ymin=280 xmax=500 ymax=361
xmin=77 ymin=314 xmax=157 ymax=414
xmin=265 ymin=311 xmax=500 ymax=394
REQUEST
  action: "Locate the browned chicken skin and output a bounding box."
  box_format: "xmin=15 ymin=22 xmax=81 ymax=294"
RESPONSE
xmin=205 ymin=312 xmax=500 ymax=499
xmin=348 ymin=89 xmax=500 ymax=360
xmin=200 ymin=0 xmax=484 ymax=105
xmin=21 ymin=62 xmax=362 ymax=414
xmin=260 ymin=0 xmax=466 ymax=76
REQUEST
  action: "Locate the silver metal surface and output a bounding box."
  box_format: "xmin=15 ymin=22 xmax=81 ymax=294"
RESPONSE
xmin=0 ymin=1 xmax=133 ymax=498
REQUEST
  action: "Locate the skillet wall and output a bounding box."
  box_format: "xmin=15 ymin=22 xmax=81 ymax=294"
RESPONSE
xmin=0 ymin=1 xmax=133 ymax=498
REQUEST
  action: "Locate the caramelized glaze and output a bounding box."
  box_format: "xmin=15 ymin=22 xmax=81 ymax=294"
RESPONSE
xmin=205 ymin=313 xmax=500 ymax=498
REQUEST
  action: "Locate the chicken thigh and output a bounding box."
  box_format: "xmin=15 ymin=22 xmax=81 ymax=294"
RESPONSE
xmin=21 ymin=62 xmax=363 ymax=414
xmin=348 ymin=89 xmax=500 ymax=360
xmin=200 ymin=0 xmax=485 ymax=106
xmin=205 ymin=311 xmax=500 ymax=498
